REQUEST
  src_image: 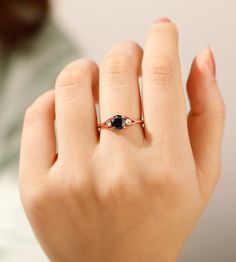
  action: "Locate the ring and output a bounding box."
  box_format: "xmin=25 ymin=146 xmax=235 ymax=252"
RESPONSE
xmin=98 ymin=115 xmax=144 ymax=130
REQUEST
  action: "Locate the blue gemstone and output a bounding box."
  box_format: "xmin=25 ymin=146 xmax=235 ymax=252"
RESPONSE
xmin=111 ymin=115 xmax=125 ymax=129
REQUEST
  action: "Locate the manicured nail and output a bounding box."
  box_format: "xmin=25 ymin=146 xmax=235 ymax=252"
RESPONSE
xmin=154 ymin=17 xmax=171 ymax=23
xmin=207 ymin=47 xmax=216 ymax=78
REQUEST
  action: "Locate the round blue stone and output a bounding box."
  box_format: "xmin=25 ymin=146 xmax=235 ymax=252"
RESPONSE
xmin=111 ymin=115 xmax=125 ymax=129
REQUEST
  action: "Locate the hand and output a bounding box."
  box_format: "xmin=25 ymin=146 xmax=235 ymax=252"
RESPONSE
xmin=19 ymin=19 xmax=225 ymax=262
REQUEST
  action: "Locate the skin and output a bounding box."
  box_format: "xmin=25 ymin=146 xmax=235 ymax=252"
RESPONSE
xmin=19 ymin=19 xmax=225 ymax=262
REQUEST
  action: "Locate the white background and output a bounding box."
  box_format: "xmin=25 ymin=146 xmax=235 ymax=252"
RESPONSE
xmin=52 ymin=0 xmax=236 ymax=261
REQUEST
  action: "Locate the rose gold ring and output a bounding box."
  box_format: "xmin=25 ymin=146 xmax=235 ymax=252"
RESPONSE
xmin=97 ymin=115 xmax=144 ymax=130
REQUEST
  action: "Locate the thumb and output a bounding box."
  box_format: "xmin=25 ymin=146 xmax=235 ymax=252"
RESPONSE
xmin=187 ymin=48 xmax=225 ymax=201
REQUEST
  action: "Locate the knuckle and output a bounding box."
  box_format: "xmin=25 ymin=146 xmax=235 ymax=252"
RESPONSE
xmin=52 ymin=163 xmax=92 ymax=199
xmin=101 ymin=54 xmax=132 ymax=76
xmin=24 ymin=104 xmax=43 ymax=125
xmin=56 ymin=59 xmax=95 ymax=98
xmin=143 ymin=57 xmax=176 ymax=87
xmin=67 ymin=176 xmax=92 ymax=198
xmin=156 ymin=167 xmax=177 ymax=184
xmin=217 ymin=98 xmax=226 ymax=118
xmin=22 ymin=187 xmax=50 ymax=216
xmin=141 ymin=152 xmax=180 ymax=190
xmin=211 ymin=102 xmax=226 ymax=121
xmin=23 ymin=91 xmax=54 ymax=126
xmin=98 ymin=175 xmax=127 ymax=204
xmin=143 ymin=167 xmax=183 ymax=199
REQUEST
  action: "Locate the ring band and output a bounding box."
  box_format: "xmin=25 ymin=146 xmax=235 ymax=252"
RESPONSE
xmin=98 ymin=115 xmax=144 ymax=130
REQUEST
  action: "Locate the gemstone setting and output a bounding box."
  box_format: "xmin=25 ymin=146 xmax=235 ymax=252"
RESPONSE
xmin=111 ymin=115 xmax=126 ymax=129
xmin=98 ymin=115 xmax=142 ymax=130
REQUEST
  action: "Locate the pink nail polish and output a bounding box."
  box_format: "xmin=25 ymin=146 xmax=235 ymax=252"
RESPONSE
xmin=207 ymin=47 xmax=216 ymax=78
xmin=154 ymin=17 xmax=171 ymax=23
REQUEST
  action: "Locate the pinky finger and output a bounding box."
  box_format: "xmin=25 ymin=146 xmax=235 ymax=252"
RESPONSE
xmin=19 ymin=90 xmax=56 ymax=188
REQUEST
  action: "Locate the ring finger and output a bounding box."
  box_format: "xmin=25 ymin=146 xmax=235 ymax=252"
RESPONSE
xmin=99 ymin=41 xmax=143 ymax=145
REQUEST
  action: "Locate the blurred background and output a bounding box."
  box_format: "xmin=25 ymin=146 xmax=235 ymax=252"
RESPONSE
xmin=0 ymin=0 xmax=235 ymax=261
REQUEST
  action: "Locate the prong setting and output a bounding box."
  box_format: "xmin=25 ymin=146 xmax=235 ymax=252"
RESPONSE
xmin=111 ymin=115 xmax=126 ymax=130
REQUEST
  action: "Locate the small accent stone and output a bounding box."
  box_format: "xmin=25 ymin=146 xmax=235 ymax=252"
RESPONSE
xmin=125 ymin=118 xmax=132 ymax=126
xmin=106 ymin=120 xmax=112 ymax=127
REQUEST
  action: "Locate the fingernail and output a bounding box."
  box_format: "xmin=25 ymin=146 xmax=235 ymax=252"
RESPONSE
xmin=154 ymin=17 xmax=171 ymax=23
xmin=196 ymin=48 xmax=217 ymax=81
xmin=207 ymin=47 xmax=216 ymax=78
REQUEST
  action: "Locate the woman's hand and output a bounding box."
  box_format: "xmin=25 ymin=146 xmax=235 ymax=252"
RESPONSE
xmin=19 ymin=19 xmax=225 ymax=262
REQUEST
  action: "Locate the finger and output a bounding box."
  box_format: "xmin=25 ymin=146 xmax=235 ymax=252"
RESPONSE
xmin=99 ymin=41 xmax=143 ymax=144
xmin=20 ymin=90 xmax=56 ymax=186
xmin=142 ymin=19 xmax=188 ymax=146
xmin=55 ymin=59 xmax=99 ymax=159
xmin=187 ymin=48 xmax=225 ymax=199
